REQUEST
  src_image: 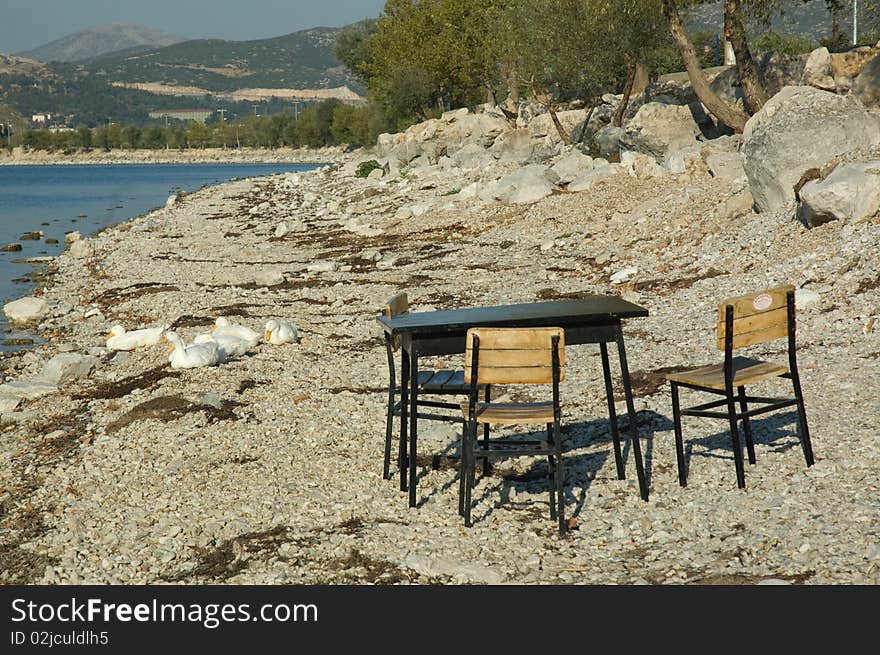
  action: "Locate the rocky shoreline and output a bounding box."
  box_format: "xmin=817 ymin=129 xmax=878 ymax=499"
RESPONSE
xmin=0 ymin=85 xmax=878 ymax=585
xmin=0 ymin=146 xmax=345 ymax=166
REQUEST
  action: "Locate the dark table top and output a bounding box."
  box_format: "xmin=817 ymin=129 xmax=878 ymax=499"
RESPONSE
xmin=376 ymin=297 xmax=649 ymax=337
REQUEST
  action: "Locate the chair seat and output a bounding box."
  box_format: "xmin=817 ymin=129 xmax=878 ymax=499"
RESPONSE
xmin=416 ymin=369 xmax=487 ymax=392
xmin=461 ymin=401 xmax=555 ymax=424
xmin=665 ymin=356 xmax=788 ymax=391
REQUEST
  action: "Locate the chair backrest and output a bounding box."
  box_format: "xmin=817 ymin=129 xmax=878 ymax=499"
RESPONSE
xmin=384 ymin=291 xmax=409 ymax=318
xmin=716 ymin=284 xmax=795 ymax=351
xmin=464 ymin=327 xmax=565 ymax=385
xmin=383 ymin=292 xmax=409 ymax=354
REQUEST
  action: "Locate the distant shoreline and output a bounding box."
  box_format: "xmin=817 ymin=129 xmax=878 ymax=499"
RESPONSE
xmin=0 ymin=145 xmax=351 ymax=166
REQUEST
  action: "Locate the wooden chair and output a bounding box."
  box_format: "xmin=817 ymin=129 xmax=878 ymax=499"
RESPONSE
xmin=459 ymin=327 xmax=567 ymax=535
xmin=382 ymin=292 xmax=489 ymax=480
xmin=665 ymin=285 xmax=815 ymax=489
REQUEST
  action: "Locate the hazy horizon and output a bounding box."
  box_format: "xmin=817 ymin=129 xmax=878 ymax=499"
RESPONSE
xmin=3 ymin=0 xmax=386 ymax=54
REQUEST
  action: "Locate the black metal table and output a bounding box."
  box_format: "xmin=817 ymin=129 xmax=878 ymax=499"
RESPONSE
xmin=376 ymin=297 xmax=650 ymax=507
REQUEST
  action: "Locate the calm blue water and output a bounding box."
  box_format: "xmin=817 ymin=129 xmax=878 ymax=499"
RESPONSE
xmin=0 ymin=162 xmax=321 ymax=348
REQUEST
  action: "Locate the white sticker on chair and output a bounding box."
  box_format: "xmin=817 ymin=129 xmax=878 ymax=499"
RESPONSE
xmin=752 ymin=293 xmax=772 ymax=311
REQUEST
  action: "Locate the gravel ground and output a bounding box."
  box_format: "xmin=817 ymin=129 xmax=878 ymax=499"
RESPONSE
xmin=0 ymin=152 xmax=878 ymax=585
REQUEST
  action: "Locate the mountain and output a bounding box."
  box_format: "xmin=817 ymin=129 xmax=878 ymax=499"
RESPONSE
xmin=17 ymin=24 xmax=187 ymax=63
xmin=86 ymin=28 xmax=359 ymax=93
xmin=0 ymin=26 xmax=363 ymax=128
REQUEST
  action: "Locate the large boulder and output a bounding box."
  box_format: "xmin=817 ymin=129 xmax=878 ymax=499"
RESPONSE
xmin=528 ymin=109 xmax=588 ymax=142
xmin=446 ymin=112 xmax=508 ymax=150
xmin=480 ymin=165 xmax=557 ymax=204
xmin=852 ymin=55 xmax=880 ymax=108
xmin=593 ymin=125 xmax=624 ymax=159
xmin=489 ymin=129 xmax=534 ymax=163
xmin=567 ymin=165 xmax=620 ymax=193
xmin=550 ymin=150 xmax=594 ymax=184
xmin=620 ymin=102 xmax=701 ymax=162
xmin=742 ymin=86 xmax=880 ymax=213
xmin=797 ymin=162 xmax=880 ymax=227
xmin=800 ymin=47 xmax=836 ymax=91
xmin=3 ymin=296 xmax=47 ymax=323
xmin=831 ymin=46 xmax=880 ymax=79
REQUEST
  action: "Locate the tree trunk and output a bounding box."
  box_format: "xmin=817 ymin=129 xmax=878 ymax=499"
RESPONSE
xmin=548 ymin=105 xmax=571 ymax=145
xmin=613 ymin=60 xmax=638 ymax=127
xmin=724 ymin=0 xmax=767 ymax=113
xmin=831 ymin=10 xmax=840 ymax=49
xmin=661 ymin=0 xmax=749 ymax=133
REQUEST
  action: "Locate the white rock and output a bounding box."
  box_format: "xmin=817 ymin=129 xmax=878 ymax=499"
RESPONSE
xmin=253 ymin=271 xmax=285 ymax=287
xmin=795 ymin=288 xmax=821 ymax=308
xmin=65 ymin=231 xmax=82 ymax=243
xmin=165 ymin=194 xmax=177 ymax=208
xmin=307 ymin=261 xmax=339 ymax=273
xmin=3 ymin=297 xmax=47 ymax=323
xmin=610 ymin=267 xmax=638 ymax=284
xmin=550 ymin=150 xmax=594 ymax=184
xmin=742 ymin=86 xmax=880 ymax=213
xmin=69 ymin=240 xmax=93 ymax=259
xmin=0 ymin=395 xmax=21 ymax=414
xmin=797 ymin=162 xmax=880 ymax=227
xmin=274 ymin=222 xmax=289 ymax=238
xmin=36 ymin=354 xmax=97 ymax=385
xmin=0 ymin=379 xmax=58 ymax=400
xmin=568 ymin=166 xmax=618 ymax=193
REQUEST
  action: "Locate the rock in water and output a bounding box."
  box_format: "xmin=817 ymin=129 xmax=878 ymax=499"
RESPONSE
xmin=742 ymin=86 xmax=880 ymax=213
xmin=3 ymin=297 xmax=47 ymax=323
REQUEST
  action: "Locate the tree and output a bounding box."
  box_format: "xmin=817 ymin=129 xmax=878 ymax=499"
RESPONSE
xmin=661 ymin=0 xmax=750 ymax=132
xmin=76 ymin=125 xmax=92 ymax=149
xmin=335 ymin=19 xmax=378 ymax=82
xmin=724 ymin=0 xmax=768 ymax=113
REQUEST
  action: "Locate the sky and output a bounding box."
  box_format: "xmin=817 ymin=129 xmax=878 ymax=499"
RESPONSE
xmin=1 ymin=0 xmax=387 ymax=53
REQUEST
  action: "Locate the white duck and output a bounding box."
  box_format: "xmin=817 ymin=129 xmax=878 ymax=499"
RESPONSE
xmin=165 ymin=331 xmax=223 ymax=369
xmin=265 ymin=319 xmax=298 ymax=345
xmin=106 ymin=324 xmax=168 ymax=351
xmin=194 ymin=332 xmax=251 ymax=358
xmin=213 ymin=317 xmax=260 ymax=349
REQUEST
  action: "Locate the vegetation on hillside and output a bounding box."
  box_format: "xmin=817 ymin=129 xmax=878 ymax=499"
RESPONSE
xmin=1 ymin=98 xmax=376 ymax=151
xmin=336 ymin=0 xmax=880 ymax=136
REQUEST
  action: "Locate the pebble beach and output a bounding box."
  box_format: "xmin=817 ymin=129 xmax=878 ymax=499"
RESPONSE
xmin=1 ymin=147 xmax=878 ymax=586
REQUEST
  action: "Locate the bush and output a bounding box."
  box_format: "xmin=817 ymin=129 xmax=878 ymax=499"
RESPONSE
xmin=355 ymin=160 xmax=383 ymax=178
xmin=752 ymin=31 xmax=818 ymax=56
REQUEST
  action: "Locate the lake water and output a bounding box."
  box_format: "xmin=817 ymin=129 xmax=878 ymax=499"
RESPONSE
xmin=0 ymin=162 xmax=321 ymax=349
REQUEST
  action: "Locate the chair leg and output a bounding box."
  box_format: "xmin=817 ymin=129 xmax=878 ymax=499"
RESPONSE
xmin=383 ymin=387 xmax=396 ymax=480
xmin=726 ymin=390 xmax=746 ymax=489
xmin=670 ymin=382 xmax=687 ymax=487
xmin=546 ymin=423 xmax=557 ymax=520
xmin=463 ymin=420 xmax=476 ymax=527
xmin=737 ymin=386 xmax=756 ymax=465
xmin=790 ymin=372 xmax=815 ymax=467
xmin=553 ymin=420 xmax=565 ymax=536
xmin=482 ymin=385 xmax=491 ymax=476
xmin=458 ymin=421 xmax=467 ymax=517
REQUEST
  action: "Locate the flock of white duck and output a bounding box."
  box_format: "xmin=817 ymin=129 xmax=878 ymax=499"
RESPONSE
xmin=105 ymin=317 xmax=298 ymax=369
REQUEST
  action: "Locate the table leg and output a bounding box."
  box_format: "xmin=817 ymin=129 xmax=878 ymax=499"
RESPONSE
xmin=615 ymin=324 xmax=649 ymax=501
xmin=600 ymin=342 xmax=626 ymax=480
xmin=409 ymin=347 xmax=419 ymax=508
xmin=399 ymin=348 xmax=409 ymax=493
